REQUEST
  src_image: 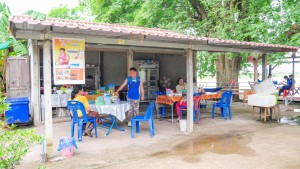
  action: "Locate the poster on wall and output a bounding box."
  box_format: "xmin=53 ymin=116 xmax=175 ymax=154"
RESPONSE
xmin=52 ymin=38 xmax=85 ymax=85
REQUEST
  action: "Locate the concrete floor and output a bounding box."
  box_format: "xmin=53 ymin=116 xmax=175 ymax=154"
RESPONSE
xmin=17 ymin=102 xmax=300 ymax=169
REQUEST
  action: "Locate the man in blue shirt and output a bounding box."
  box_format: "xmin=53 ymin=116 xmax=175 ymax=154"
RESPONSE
xmin=116 ymin=67 xmax=144 ymax=126
xmin=279 ymin=75 xmax=292 ymax=95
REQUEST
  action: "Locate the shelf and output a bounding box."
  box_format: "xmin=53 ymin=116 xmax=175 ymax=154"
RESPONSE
xmin=85 ymin=67 xmax=99 ymax=69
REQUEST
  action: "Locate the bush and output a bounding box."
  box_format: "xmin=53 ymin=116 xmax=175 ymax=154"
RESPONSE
xmin=0 ymin=92 xmax=42 ymax=169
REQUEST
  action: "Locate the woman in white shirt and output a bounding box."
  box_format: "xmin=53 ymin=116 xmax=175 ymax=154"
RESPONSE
xmin=176 ymin=78 xmax=184 ymax=93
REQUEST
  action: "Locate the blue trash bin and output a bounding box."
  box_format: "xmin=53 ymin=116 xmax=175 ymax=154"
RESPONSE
xmin=5 ymin=97 xmax=30 ymax=124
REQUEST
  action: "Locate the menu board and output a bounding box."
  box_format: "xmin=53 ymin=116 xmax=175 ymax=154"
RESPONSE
xmin=52 ymin=38 xmax=85 ymax=85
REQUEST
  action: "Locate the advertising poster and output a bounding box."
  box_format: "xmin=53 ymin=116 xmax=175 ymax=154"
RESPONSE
xmin=52 ymin=38 xmax=85 ymax=84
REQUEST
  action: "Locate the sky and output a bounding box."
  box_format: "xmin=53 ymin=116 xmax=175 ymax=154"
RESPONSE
xmin=1 ymin=0 xmax=78 ymax=14
xmin=1 ymin=0 xmax=299 ymax=76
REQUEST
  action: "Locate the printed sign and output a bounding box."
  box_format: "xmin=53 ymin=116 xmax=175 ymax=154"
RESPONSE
xmin=52 ymin=38 xmax=85 ymax=84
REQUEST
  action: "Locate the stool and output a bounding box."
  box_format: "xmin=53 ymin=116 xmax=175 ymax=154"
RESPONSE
xmin=252 ymin=106 xmax=279 ymax=123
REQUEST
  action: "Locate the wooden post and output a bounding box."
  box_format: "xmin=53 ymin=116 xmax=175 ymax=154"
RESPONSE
xmin=43 ymin=39 xmax=53 ymax=157
xmin=262 ymin=54 xmax=267 ymax=81
xmin=28 ymin=39 xmax=40 ymax=125
xmin=186 ymin=48 xmax=193 ymax=133
xmin=292 ymin=52 xmax=295 ymax=95
xmin=253 ymin=58 xmax=258 ymax=83
xmin=193 ymin=52 xmax=197 ymax=83
xmin=127 ymin=49 xmax=133 ymax=74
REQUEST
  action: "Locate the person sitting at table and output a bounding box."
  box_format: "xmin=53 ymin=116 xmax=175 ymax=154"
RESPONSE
xmin=176 ymin=77 xmax=185 ymax=93
xmin=279 ymin=75 xmax=292 ymax=96
xmin=257 ymin=73 xmax=262 ymax=83
xmin=175 ymin=78 xmax=200 ymax=121
xmin=70 ymin=85 xmax=99 ymax=137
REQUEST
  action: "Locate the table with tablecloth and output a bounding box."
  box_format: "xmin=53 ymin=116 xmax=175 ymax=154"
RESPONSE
xmin=40 ymin=94 xmax=71 ymax=120
xmin=156 ymin=93 xmax=222 ymax=123
xmin=90 ymin=101 xmax=130 ymax=136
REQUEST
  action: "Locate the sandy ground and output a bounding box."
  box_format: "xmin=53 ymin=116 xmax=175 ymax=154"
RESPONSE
xmin=16 ymin=102 xmax=300 ymax=169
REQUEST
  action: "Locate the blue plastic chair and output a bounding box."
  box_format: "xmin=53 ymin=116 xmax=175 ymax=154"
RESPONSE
xmin=131 ymin=102 xmax=155 ymax=138
xmin=67 ymin=100 xmax=98 ymax=141
xmin=211 ymin=91 xmax=233 ymax=120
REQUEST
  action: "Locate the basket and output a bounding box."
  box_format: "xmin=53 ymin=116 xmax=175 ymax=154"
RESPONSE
xmin=61 ymin=146 xmax=75 ymax=158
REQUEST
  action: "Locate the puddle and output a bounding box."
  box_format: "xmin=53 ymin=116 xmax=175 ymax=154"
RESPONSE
xmin=150 ymin=150 xmax=172 ymax=157
xmin=182 ymin=156 xmax=200 ymax=163
xmin=174 ymin=134 xmax=254 ymax=156
xmin=280 ymin=116 xmax=299 ymax=125
xmin=150 ymin=133 xmax=255 ymax=163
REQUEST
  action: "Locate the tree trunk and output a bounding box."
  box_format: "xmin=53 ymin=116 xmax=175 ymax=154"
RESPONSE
xmin=215 ymin=53 xmax=241 ymax=101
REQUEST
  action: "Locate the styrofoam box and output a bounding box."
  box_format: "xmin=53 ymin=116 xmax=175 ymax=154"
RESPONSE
xmin=253 ymin=78 xmax=277 ymax=95
xmin=248 ymin=94 xmax=276 ymax=107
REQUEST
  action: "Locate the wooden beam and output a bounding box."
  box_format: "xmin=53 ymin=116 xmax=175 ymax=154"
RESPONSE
xmin=43 ymin=38 xmax=53 ymax=157
xmin=292 ymin=52 xmax=296 ymax=95
xmin=192 ymin=44 xmax=272 ymax=54
xmin=186 ymin=48 xmax=194 ymax=133
xmin=193 ymin=52 xmax=197 ymax=81
xmin=127 ymin=49 xmax=134 ymax=75
xmin=15 ymin=31 xmax=281 ymax=54
xmin=262 ymin=54 xmax=267 ymax=80
xmin=254 ymin=58 xmax=258 ymax=83
xmin=85 ymin=44 xmax=185 ymax=55
xmin=28 ymin=39 xmax=41 ymax=125
xmin=100 ymin=51 xmax=104 ymax=86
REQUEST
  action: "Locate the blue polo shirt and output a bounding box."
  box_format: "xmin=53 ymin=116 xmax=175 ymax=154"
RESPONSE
xmin=127 ymin=76 xmax=141 ymax=100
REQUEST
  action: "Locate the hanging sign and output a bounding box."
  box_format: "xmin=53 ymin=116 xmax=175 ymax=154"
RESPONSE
xmin=52 ymin=38 xmax=85 ymax=85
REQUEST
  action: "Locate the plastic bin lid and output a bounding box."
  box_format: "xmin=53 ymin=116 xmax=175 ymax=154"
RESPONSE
xmin=6 ymin=97 xmax=29 ymax=103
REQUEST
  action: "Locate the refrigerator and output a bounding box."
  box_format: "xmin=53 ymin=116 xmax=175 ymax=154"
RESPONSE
xmin=134 ymin=60 xmax=159 ymax=102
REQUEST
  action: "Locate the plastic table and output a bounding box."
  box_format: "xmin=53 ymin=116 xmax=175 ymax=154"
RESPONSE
xmin=90 ymin=101 xmax=130 ymax=136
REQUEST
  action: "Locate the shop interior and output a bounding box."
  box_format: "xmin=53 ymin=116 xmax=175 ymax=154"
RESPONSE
xmin=38 ymin=48 xmax=186 ymax=120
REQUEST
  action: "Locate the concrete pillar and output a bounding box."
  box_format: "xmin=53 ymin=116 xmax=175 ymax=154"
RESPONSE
xmin=28 ymin=39 xmax=41 ymax=125
xmin=186 ymin=48 xmax=193 ymax=133
xmin=127 ymin=49 xmax=133 ymax=74
xmin=262 ymin=54 xmax=267 ymax=80
xmin=43 ymin=39 xmax=53 ymax=157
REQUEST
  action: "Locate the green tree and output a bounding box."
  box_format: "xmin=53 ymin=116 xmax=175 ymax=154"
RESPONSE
xmin=48 ymin=2 xmax=93 ymax=21
xmin=0 ymin=3 xmax=43 ymax=168
xmin=52 ymin=0 xmax=300 ymax=83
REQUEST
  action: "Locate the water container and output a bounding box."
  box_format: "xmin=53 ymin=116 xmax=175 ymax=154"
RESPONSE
xmin=104 ymin=94 xmax=111 ymax=105
xmin=95 ymin=96 xmax=105 ymax=105
xmin=108 ymin=84 xmax=115 ymax=92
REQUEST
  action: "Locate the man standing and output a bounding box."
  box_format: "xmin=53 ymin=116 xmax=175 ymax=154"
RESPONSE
xmin=116 ymin=67 xmax=144 ymax=126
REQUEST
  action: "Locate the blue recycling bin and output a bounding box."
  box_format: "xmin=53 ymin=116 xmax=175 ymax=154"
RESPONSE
xmin=5 ymin=97 xmax=30 ymax=124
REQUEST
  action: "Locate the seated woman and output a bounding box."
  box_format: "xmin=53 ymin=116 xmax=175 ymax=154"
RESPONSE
xmin=70 ymin=85 xmax=99 ymax=137
xmin=176 ymin=77 xmax=185 ymax=93
xmin=175 ymin=78 xmax=201 ymax=120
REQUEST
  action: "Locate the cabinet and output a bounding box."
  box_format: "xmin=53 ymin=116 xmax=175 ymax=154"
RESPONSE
xmin=134 ymin=60 xmax=159 ymax=102
xmin=6 ymin=57 xmax=30 ymax=98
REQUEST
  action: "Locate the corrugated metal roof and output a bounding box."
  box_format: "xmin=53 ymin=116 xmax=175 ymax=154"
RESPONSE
xmin=9 ymin=15 xmax=299 ymax=52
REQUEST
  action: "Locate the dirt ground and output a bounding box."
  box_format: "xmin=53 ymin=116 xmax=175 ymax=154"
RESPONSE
xmin=17 ymin=102 xmax=300 ymax=169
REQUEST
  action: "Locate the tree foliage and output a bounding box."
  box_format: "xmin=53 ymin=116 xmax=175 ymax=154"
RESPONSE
xmin=48 ymin=0 xmax=300 ymax=80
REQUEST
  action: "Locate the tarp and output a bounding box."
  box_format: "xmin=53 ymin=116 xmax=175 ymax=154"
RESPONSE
xmin=0 ymin=41 xmax=11 ymax=50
